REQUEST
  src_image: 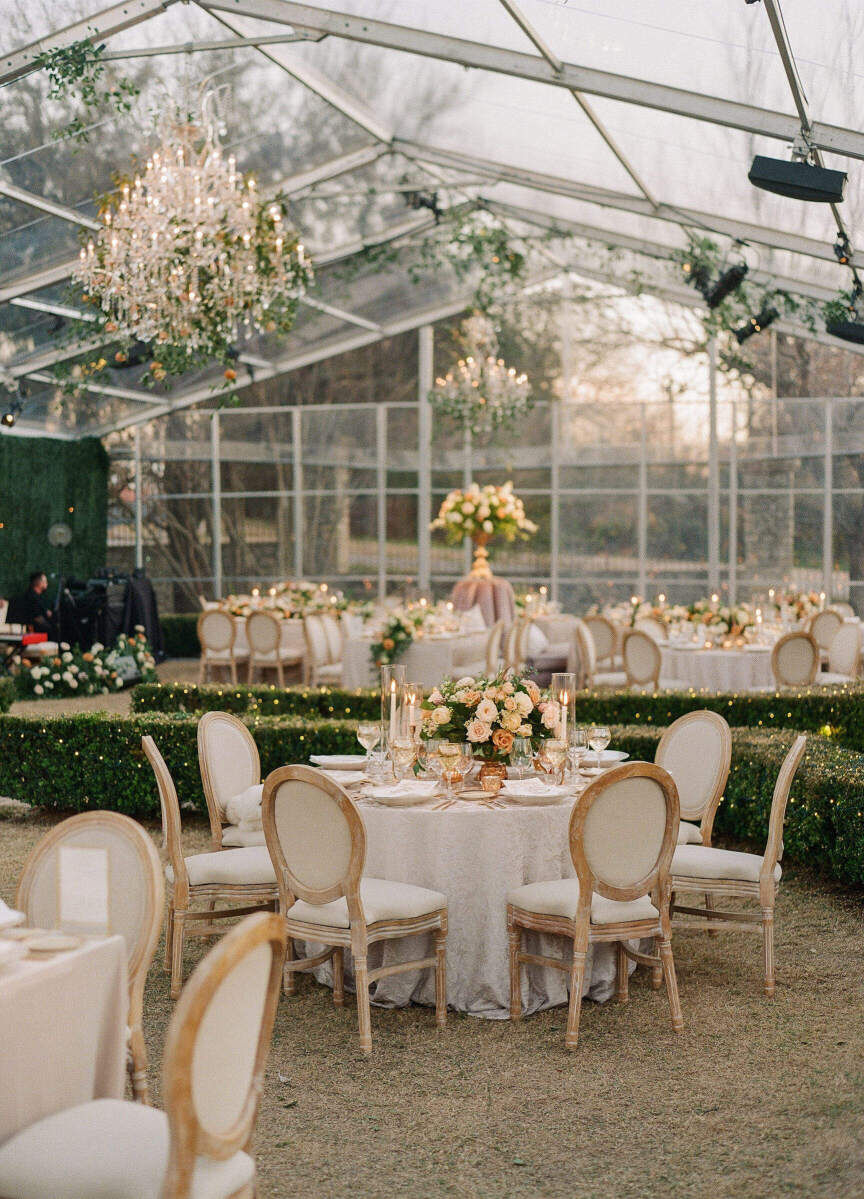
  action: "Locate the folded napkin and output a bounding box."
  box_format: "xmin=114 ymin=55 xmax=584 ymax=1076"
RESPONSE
xmin=0 ymin=897 xmax=25 ymax=930
xmin=225 ymin=783 xmax=264 ymax=831
xmin=501 ymin=778 xmax=568 ymax=798
xmin=367 ymin=779 xmax=437 ymax=801
xmin=321 ymin=770 xmax=367 ymax=787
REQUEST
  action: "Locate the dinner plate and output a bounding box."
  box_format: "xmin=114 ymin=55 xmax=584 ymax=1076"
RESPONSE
xmin=27 ymin=934 xmax=81 ymax=953
xmin=365 ymin=782 xmax=436 ymax=807
xmin=310 ymin=755 xmax=367 ymax=770
xmin=584 ymin=750 xmax=629 ymax=766
xmin=500 ymin=781 xmax=572 ymax=805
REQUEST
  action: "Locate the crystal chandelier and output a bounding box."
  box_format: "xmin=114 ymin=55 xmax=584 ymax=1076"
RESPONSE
xmin=430 ymin=314 xmax=531 ymax=436
xmin=76 ymin=102 xmax=312 ymax=373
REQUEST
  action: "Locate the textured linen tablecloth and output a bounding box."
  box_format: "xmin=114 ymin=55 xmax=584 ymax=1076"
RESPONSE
xmin=0 ymin=935 xmax=128 ymax=1144
xmin=341 ymin=632 xmax=489 ymax=689
xmin=661 ymin=644 xmax=774 ymax=692
xmin=303 ymin=799 xmax=630 ymax=1019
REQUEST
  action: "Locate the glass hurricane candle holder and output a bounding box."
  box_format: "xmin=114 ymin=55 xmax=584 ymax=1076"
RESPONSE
xmin=380 ymin=664 xmax=407 ymax=744
xmin=550 ymin=672 xmax=577 ymax=742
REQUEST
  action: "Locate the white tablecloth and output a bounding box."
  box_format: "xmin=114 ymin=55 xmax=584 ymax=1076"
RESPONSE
xmin=341 ymin=632 xmax=489 ymax=689
xmin=304 ymin=797 xmax=632 ymax=1018
xmin=661 ymin=644 xmax=774 ymax=692
xmin=0 ymin=935 xmax=128 ymax=1143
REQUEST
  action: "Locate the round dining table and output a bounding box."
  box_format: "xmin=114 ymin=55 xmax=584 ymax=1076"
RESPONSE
xmin=302 ymin=791 xmax=633 ymax=1019
xmin=660 ymin=642 xmax=774 ymax=692
xmin=341 ymin=631 xmax=489 ymax=689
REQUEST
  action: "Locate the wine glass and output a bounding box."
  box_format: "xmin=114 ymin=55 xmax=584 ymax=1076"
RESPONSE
xmin=510 ymin=736 xmax=534 ymax=781
xmin=588 ymin=724 xmax=611 ymax=771
xmin=567 ymin=726 xmax=589 ymax=782
xmin=389 ymin=736 xmax=416 ymax=781
xmin=539 ymin=739 xmax=567 ymax=785
xmin=357 ymin=721 xmax=380 ymax=764
xmin=438 ymin=741 xmax=469 ymax=800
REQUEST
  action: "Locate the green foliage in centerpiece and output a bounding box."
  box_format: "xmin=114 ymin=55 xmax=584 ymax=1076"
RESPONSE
xmin=430 ymin=481 xmax=537 ymax=546
xmin=420 ymin=672 xmax=557 ymax=760
xmin=369 ymin=609 xmax=423 ymax=667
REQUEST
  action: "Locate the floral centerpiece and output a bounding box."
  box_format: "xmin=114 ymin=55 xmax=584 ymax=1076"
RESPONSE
xmin=687 ymin=600 xmax=755 ymax=637
xmin=773 ymin=589 xmax=822 ymax=621
xmin=370 ymin=607 xmax=426 ymax=666
xmin=420 ymin=672 xmax=558 ymax=762
xmin=17 ymin=628 xmax=157 ymax=699
xmin=430 ymin=481 xmax=537 ymax=579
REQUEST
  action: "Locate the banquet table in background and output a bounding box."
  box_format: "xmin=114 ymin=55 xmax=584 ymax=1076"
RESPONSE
xmin=341 ymin=631 xmax=489 ymax=689
xmin=303 ymin=796 xmax=634 ymax=1018
xmin=0 ymin=936 xmax=127 ymax=1144
xmin=660 ymin=643 xmax=774 ymax=692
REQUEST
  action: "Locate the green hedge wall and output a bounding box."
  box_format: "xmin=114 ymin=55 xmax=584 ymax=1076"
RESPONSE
xmin=133 ymin=681 xmax=863 ymax=750
xmin=0 ymin=712 xmax=862 ymax=884
xmin=0 ymin=436 xmax=108 ymax=595
xmin=0 ymin=678 xmax=14 ymax=713
xmin=132 ymin=682 xmax=380 ymax=720
xmin=160 ymin=614 xmax=200 ymax=659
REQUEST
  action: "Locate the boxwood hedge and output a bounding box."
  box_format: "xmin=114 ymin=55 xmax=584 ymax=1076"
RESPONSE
xmin=132 ymin=682 xmax=379 ymax=720
xmin=160 ymin=614 xmax=200 ymax=659
xmin=1 ymin=711 xmax=863 ymax=885
xmin=0 ymin=678 xmax=14 ymax=713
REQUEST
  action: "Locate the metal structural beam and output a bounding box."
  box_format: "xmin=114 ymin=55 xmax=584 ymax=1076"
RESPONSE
xmin=0 ymin=0 xmax=178 ymax=87
xmin=25 ymin=370 xmax=165 ymax=405
xmin=301 ymin=296 xmax=382 ymax=332
xmin=100 ymin=30 xmax=323 ymax=59
xmin=0 ymin=179 xmax=99 ymax=230
xmin=200 ymin=0 xmax=864 ymax=161
xmin=10 ymin=296 xmax=96 ymax=322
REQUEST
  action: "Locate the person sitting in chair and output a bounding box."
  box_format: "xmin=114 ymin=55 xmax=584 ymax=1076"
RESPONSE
xmin=7 ymin=571 xmax=57 ymax=637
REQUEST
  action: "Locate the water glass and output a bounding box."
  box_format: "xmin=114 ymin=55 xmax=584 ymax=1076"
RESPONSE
xmin=389 ymin=736 xmax=417 ymax=781
xmin=510 ymin=736 xmax=534 ymax=780
xmin=567 ymin=726 xmax=589 ymax=781
xmin=438 ymin=741 xmax=470 ymax=798
xmin=539 ymin=738 xmax=567 ymax=785
xmin=588 ymin=724 xmax=611 ymax=770
xmin=357 ymin=721 xmax=380 ymax=762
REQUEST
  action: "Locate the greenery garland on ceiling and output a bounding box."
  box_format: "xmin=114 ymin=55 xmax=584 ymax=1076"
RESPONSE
xmin=34 ymin=36 xmax=139 ymax=145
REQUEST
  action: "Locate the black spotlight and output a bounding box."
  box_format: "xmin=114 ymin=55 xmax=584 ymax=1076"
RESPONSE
xmin=748 ymin=154 xmax=847 ymax=203
xmin=834 ymin=234 xmax=852 ymax=266
xmin=734 ymin=305 xmax=779 ymax=344
xmin=405 ymin=189 xmax=442 ymax=221
xmin=705 ymin=262 xmax=749 ymax=309
xmin=826 ymin=283 xmax=864 ymax=345
xmin=1 ymin=401 xmax=22 ymax=428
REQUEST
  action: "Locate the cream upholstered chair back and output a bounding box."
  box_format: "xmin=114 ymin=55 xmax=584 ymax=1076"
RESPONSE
xmin=502 ymin=619 xmax=524 ymax=672
xmin=485 ymin=620 xmax=505 ymax=674
xmin=16 ymin=810 xmax=163 ymax=980
xmin=197 ymin=610 xmax=235 ymax=656
xmin=830 ymin=601 xmax=856 ymax=619
xmin=827 ymin=621 xmax=861 ymax=677
xmin=321 ymin=613 xmax=343 ymax=663
xmin=303 ymin=615 xmax=329 ymax=670
xmin=142 ymin=735 xmax=188 ymax=898
xmin=198 ymin=711 xmax=260 ymax=841
xmin=570 ymin=763 xmax=678 ymax=902
xmin=573 ymin=619 xmax=597 ymax=686
xmin=809 ymin=608 xmax=843 ymax=651
xmin=584 ymin=615 xmax=615 ymax=664
xmin=162 ymin=913 xmax=285 ymax=1195
xmin=655 ymin=710 xmax=731 ymax=823
xmin=762 ymin=735 xmax=807 ymax=879
xmin=247 ymin=610 xmax=280 ymax=655
xmin=622 ymin=629 xmax=661 ymax=687
xmin=771 ymin=631 xmax=818 ymax=686
xmin=634 ymin=616 xmax=666 ymax=642
xmin=262 ymin=764 xmax=366 ymax=909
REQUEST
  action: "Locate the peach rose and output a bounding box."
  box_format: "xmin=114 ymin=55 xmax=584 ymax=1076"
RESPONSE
xmin=541 ymin=700 xmax=561 ymax=730
xmin=382 ymin=638 xmax=395 ymax=651
xmin=475 ymin=698 xmax=499 ymax=724
xmin=461 ymin=689 xmax=482 ymax=707
xmin=525 ymin=680 xmax=541 ymax=705
xmin=466 ymin=718 xmax=492 ymax=743
xmin=492 ymin=729 xmax=514 ymax=753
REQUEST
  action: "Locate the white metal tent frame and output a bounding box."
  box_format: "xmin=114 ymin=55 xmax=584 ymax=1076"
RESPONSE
xmin=2 ymin=0 xmax=864 ymax=440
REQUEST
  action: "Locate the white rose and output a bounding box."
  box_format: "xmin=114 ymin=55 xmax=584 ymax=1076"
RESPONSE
xmin=69 ymin=679 xmax=78 ymax=689
xmin=115 ymin=678 xmax=123 ymax=689
xmin=62 ymin=652 xmax=72 ymax=663
xmin=461 ymin=502 xmax=474 ymax=515
xmin=515 ymin=692 xmax=533 ymax=716
xmin=518 ymin=723 xmax=532 ymax=737
xmin=432 ymin=706 xmax=451 ymax=726
xmin=466 ymin=718 xmax=492 ymax=743
xmin=502 ymin=710 xmax=522 ymax=732
xmin=429 ymin=689 xmax=445 ymax=705
xmin=455 ymin=677 xmax=476 ymax=689
xmin=34 ymin=684 xmax=43 ymax=695
xmin=60 ymin=642 xmax=70 ymax=651
xmin=475 ymin=698 xmax=498 ymax=723
xmin=483 ymin=520 xmax=493 ymax=533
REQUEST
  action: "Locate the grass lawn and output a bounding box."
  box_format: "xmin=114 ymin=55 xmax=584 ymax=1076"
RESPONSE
xmin=1 ymin=805 xmax=863 ymax=1199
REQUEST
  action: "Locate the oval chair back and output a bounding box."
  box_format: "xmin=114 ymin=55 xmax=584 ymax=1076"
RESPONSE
xmin=771 ymin=631 xmax=818 ymax=687
xmin=762 ymin=735 xmax=807 ymax=888
xmin=16 ymin=810 xmax=164 ymax=1103
xmin=502 ymin=619 xmax=525 ymax=673
xmin=808 ymin=608 xmax=843 ymax=652
xmin=246 ymin=611 xmax=281 ymax=656
xmin=655 ymin=710 xmax=731 ymax=835
xmin=829 ymin=601 xmax=855 ymax=619
xmin=142 ymin=734 xmax=188 ymax=900
xmin=485 ymin=620 xmax=505 ymax=674
xmin=303 ymin=615 xmax=329 ymax=675
xmin=197 ymin=610 xmax=235 ymax=656
xmin=622 ymin=629 xmax=661 ymax=688
xmin=584 ymin=615 xmax=616 ymax=665
xmin=162 ymin=912 xmax=285 ymax=1197
xmin=320 ymin=614 xmax=343 ymax=663
xmin=634 ymin=616 xmax=666 ymax=642
xmin=827 ymin=621 xmax=861 ymax=678
xmin=573 ymin=619 xmax=597 ymax=688
xmin=198 ymin=712 xmax=261 ymax=849
xmin=262 ymin=764 xmax=365 ymax=915
xmin=570 ymin=762 xmax=679 ymax=904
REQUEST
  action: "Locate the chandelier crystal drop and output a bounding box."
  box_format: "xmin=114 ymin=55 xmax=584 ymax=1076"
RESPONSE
xmin=430 ymin=314 xmax=531 ymax=436
xmin=75 ymin=112 xmax=312 ymax=370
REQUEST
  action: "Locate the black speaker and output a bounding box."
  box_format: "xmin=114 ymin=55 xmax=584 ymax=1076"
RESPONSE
xmin=748 ymin=155 xmax=847 ymax=203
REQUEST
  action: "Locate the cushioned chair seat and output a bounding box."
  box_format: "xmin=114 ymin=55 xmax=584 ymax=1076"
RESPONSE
xmin=818 ymin=671 xmax=854 ymax=685
xmin=0 ymin=1099 xmax=254 ymax=1199
xmin=222 ymin=824 xmax=266 ymax=847
xmin=312 ymin=663 xmax=342 ymax=681
xmin=676 ymin=821 xmax=703 ymax=845
xmin=593 ymin=671 xmax=628 ymax=688
xmin=203 ymin=649 xmax=249 ymax=663
xmin=672 ymin=844 xmax=781 ymax=883
xmin=249 ymin=648 xmax=302 ymax=663
xmin=286 ymin=877 xmax=446 ymax=929
xmin=506 ymin=878 xmax=659 ymax=925
xmin=166 ymin=845 xmax=275 ymax=886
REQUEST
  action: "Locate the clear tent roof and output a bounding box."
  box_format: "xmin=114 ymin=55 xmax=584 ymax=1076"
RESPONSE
xmin=1 ymin=0 xmax=863 ymax=437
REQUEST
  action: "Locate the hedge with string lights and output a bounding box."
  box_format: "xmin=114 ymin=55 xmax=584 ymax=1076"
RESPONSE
xmin=0 ymin=712 xmax=863 ymax=883
xmin=132 ymin=682 xmax=380 ymax=719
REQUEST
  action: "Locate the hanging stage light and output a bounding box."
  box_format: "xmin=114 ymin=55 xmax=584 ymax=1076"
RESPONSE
xmin=734 ymin=304 xmax=779 ymax=344
xmin=826 ymin=283 xmax=864 ymax=345
xmin=705 ymin=261 xmax=749 ymax=309
xmin=833 ymin=234 xmax=852 ymax=266
xmin=748 ymin=154 xmax=847 ymax=203
xmin=1 ymin=401 xmax=22 ymax=428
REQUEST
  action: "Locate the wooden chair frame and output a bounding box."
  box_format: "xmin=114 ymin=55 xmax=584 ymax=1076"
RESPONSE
xmin=162 ymin=913 xmax=285 ymax=1199
xmin=15 ymin=810 xmax=164 ymax=1104
xmin=770 ymin=630 xmax=819 ymax=687
xmin=824 ymin=621 xmax=862 ymax=680
xmin=655 ymin=710 xmax=732 ymax=847
xmin=808 ymin=608 xmax=843 ymax=653
xmin=245 ymin=610 xmax=301 ymax=686
xmin=622 ymin=628 xmax=661 ymax=689
xmin=485 ymin=619 xmax=505 ymax=674
xmin=502 ymin=617 xmax=526 ymax=673
xmin=262 ymin=764 xmax=447 ymax=1055
xmin=196 ymin=610 xmax=244 ymax=686
xmin=583 ymin=614 xmax=617 ymax=667
xmin=670 ymin=734 xmax=807 ymax=997
xmin=302 ymin=614 xmax=342 ymax=685
xmin=143 ymin=736 xmax=277 ymax=999
xmin=508 ymin=762 xmax=683 ymax=1051
xmin=197 ymin=711 xmax=261 ymax=852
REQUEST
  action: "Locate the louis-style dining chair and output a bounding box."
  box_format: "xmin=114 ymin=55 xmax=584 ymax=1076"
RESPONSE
xmin=15 ymin=811 xmax=164 ymax=1104
xmin=196 ymin=610 xmax=247 ymax=685
xmin=770 ymin=630 xmax=819 ymax=687
xmin=143 ymin=736 xmax=277 ymax=999
xmin=583 ymin=614 xmax=618 ymax=667
xmin=507 ymin=762 xmax=683 ymax=1051
xmin=0 ymin=912 xmax=285 ymax=1199
xmin=621 ymin=629 xmax=662 ymax=690
xmin=303 ymin=615 xmax=343 ymax=685
xmin=655 ymin=710 xmax=732 ymax=847
xmin=485 ymin=619 xmax=506 ymax=674
xmin=262 ymin=764 xmax=448 ymax=1054
xmin=829 ymin=601 xmax=856 ymax=619
xmin=808 ymin=608 xmax=843 ymax=659
xmin=573 ymin=619 xmax=626 ymax=689
xmin=819 ymin=620 xmax=861 ymax=683
xmin=245 ymin=610 xmax=302 ymax=685
xmin=634 ymin=615 xmax=667 ymax=642
xmin=670 ymin=735 xmax=807 ymax=997
xmin=502 ymin=618 xmax=526 ymax=673
xmin=198 ymin=711 xmax=264 ymax=851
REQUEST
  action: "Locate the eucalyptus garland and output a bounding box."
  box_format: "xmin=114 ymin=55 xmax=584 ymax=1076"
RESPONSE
xmin=35 ymin=36 xmax=139 ymax=144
